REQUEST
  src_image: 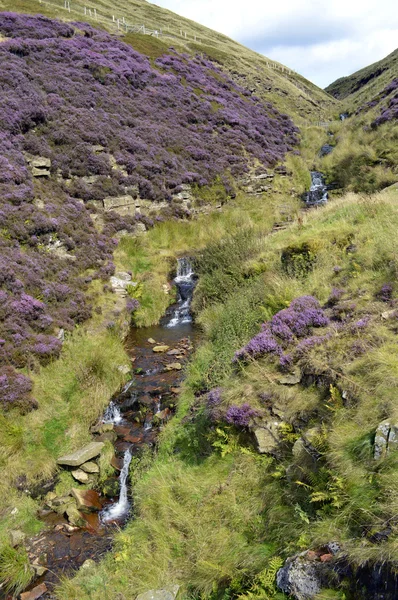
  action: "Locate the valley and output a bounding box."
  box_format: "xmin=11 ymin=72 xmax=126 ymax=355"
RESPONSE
xmin=0 ymin=4 xmax=397 ymax=600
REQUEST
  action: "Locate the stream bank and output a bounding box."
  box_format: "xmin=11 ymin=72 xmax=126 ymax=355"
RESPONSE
xmin=15 ymin=260 xmax=198 ymax=600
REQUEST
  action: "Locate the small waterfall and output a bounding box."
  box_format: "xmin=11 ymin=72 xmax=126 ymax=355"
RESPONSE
xmin=100 ymin=448 xmax=132 ymax=523
xmin=304 ymin=171 xmax=328 ymax=206
xmin=166 ymin=257 xmax=196 ymax=328
xmin=103 ymin=400 xmax=123 ymax=425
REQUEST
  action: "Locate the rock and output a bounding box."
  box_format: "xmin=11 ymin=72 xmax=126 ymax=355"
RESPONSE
xmin=9 ymin=529 xmax=25 ymax=547
xmin=103 ymin=195 xmax=136 ymax=214
xmin=134 ymin=222 xmax=147 ymax=235
xmin=20 ymin=583 xmax=48 ymax=600
xmin=278 ymin=368 xmax=301 ymax=385
xmin=96 ymin=431 xmax=117 ymax=443
xmin=381 ymin=309 xmax=396 ymax=320
xmin=154 ymin=408 xmax=171 ymax=421
xmin=118 ymin=365 xmax=131 ymax=375
xmin=136 ymin=585 xmax=180 ymax=600
xmin=253 ymin=421 xmax=283 ymax=454
xmin=71 ymin=488 xmax=102 ymax=512
xmin=148 ymin=338 xmax=156 ymax=344
xmin=71 ymin=469 xmax=90 ymax=483
xmin=57 ymin=442 xmax=104 ymax=467
xmin=374 ymin=420 xmax=392 ymax=459
xmin=80 ymin=461 xmax=100 ymax=474
xmin=165 ymin=362 xmax=182 ymax=371
xmin=90 ymin=422 xmax=114 ymax=434
xmin=167 ymin=349 xmax=181 ymax=356
xmin=320 ymin=554 xmax=333 ymax=563
xmin=30 ymin=156 xmax=51 ymax=169
xmin=26 ymin=155 xmax=51 ymax=178
xmin=81 ymin=559 xmax=96 ymax=570
xmin=65 ymin=505 xmax=86 ymax=527
xmin=32 ymin=564 xmax=48 ymax=577
xmin=277 ymin=552 xmax=325 ymax=599
xmin=153 ymin=345 xmax=170 ymax=353
xmin=110 ymin=272 xmax=135 ymax=297
xmin=374 ymin=420 xmax=398 ymax=459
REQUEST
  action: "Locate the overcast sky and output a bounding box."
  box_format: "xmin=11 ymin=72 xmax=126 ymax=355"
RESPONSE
xmin=149 ymin=0 xmax=398 ymax=88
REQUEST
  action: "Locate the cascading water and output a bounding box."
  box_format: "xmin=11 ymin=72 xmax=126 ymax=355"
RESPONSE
xmin=100 ymin=448 xmax=133 ymax=523
xmin=101 ymin=258 xmax=195 ymax=523
xmin=102 ymin=400 xmax=123 ymax=425
xmin=304 ymin=171 xmax=328 ymax=206
xmin=166 ymin=257 xmax=196 ymax=328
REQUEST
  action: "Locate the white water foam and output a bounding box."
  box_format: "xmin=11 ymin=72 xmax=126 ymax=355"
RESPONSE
xmin=166 ymin=258 xmax=195 ymax=328
xmin=102 ymin=400 xmax=123 ymax=425
xmin=100 ymin=448 xmax=132 ymax=523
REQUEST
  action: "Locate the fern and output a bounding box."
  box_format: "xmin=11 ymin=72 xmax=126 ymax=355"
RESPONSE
xmin=238 ymin=557 xmax=284 ymax=599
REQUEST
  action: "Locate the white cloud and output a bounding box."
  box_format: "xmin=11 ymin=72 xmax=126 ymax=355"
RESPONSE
xmin=148 ymin=0 xmax=398 ymax=87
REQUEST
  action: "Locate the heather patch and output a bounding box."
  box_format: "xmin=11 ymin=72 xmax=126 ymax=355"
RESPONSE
xmin=0 ymin=12 xmax=299 ymax=408
xmin=234 ymin=295 xmax=329 ymax=363
xmin=355 ymin=78 xmax=398 ymax=127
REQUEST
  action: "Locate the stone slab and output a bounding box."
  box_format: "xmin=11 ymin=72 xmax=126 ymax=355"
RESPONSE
xmin=57 ymin=442 xmax=104 ymax=467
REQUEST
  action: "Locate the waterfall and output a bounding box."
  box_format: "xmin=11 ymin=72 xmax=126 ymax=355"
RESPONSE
xmin=304 ymin=171 xmax=328 ymax=206
xmin=100 ymin=448 xmax=132 ymax=523
xmin=103 ymin=400 xmax=123 ymax=425
xmin=166 ymin=257 xmax=196 ymax=328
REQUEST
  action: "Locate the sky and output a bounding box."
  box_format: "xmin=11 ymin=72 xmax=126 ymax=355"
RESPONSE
xmin=148 ymin=0 xmax=398 ymax=88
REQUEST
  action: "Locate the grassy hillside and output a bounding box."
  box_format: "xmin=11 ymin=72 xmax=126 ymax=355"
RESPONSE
xmin=325 ymin=47 xmax=398 ymax=111
xmin=0 ymin=0 xmax=336 ymax=123
xmin=60 ymin=187 xmax=398 ymax=600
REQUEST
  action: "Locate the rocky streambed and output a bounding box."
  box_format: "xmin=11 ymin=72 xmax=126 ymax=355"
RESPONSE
xmin=13 ymin=260 xmax=198 ymax=600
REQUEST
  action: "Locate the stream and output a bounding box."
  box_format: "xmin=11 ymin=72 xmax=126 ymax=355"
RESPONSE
xmin=20 ymin=258 xmax=198 ymax=599
xmin=304 ymin=171 xmax=329 ymax=206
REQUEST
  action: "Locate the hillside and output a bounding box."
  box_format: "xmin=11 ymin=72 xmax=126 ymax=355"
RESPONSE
xmin=1 ymin=4 xmax=398 ymax=600
xmin=0 ymin=0 xmax=336 ymax=123
xmin=325 ymin=47 xmax=398 ymax=110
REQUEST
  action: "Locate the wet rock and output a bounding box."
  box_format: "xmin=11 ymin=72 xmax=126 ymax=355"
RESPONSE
xmin=57 ymin=442 xmax=104 ymax=467
xmin=71 ymin=488 xmax=102 ymax=512
xmin=9 ymin=529 xmax=26 ymax=547
xmin=319 ymin=144 xmax=334 ymax=157
xmin=136 ymin=585 xmax=180 ymax=600
xmin=65 ymin=505 xmax=88 ymax=528
xmin=153 ymin=345 xmax=170 ymax=353
xmin=154 ymin=408 xmax=171 ymax=422
xmin=277 ymin=552 xmax=325 ymax=599
xmin=148 ymin=338 xmax=156 ymax=344
xmin=253 ymin=421 xmax=284 ymax=454
xmin=80 ymin=461 xmax=100 ymax=474
xmin=167 ymin=349 xmax=181 ymax=356
xmin=20 ymin=583 xmax=48 ymax=600
xmin=71 ymin=469 xmax=90 ymax=483
xmin=111 ymin=455 xmax=123 ymax=471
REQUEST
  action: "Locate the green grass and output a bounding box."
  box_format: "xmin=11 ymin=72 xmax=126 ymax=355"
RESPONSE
xmin=0 ymin=327 xmax=129 ymax=588
xmin=59 ymin=188 xmax=398 ymax=599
